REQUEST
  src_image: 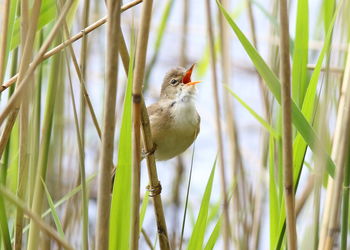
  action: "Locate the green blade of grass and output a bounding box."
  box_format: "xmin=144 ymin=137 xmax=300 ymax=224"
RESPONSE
xmin=109 ymin=33 xmax=135 ymax=250
xmin=203 ymin=216 xmax=222 ymax=250
xmin=180 ymin=144 xmax=196 ymax=250
xmin=139 ymin=191 xmax=149 ymax=233
xmin=0 ymin=192 xmax=11 ymax=250
xmin=216 ymin=0 xmax=335 ymax=178
xmin=10 ymin=0 xmax=56 ymax=50
xmin=41 ymin=178 xmax=64 ymax=237
xmin=225 ymin=85 xmax=279 ymax=139
xmin=269 ymin=135 xmax=279 ymax=247
xmin=187 ymin=159 xmax=216 ymax=250
xmin=19 ymin=173 xmax=97 ymax=238
xmin=291 ymin=0 xmax=309 ymax=107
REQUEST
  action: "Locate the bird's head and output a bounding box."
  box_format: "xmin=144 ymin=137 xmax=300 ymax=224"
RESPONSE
xmin=160 ymin=64 xmax=201 ymax=100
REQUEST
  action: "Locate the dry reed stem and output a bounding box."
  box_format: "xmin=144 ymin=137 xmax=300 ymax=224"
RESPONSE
xmin=218 ymin=0 xmax=248 ymax=248
xmin=26 ymin=2 xmax=73 ymax=249
xmin=296 ymin=175 xmax=314 ymax=216
xmin=95 ymin=0 xmax=121 ymax=249
xmin=0 ymin=0 xmax=10 ymax=84
xmin=321 ymin=43 xmax=350 ymax=250
xmin=0 ymin=186 xmax=74 ymax=250
xmin=205 ymin=0 xmax=230 ymax=249
xmin=61 ymin=23 xmax=102 ymax=138
xmin=116 ymin=23 xmax=170 ymax=250
xmin=79 ymin=0 xmax=91 ymax=150
xmin=0 ymin=0 xmax=73 ymax=127
xmin=131 ymin=0 xmax=155 ymax=248
xmin=141 ymin=101 xmax=170 ymax=250
xmin=279 ymin=0 xmax=297 ymax=249
xmin=0 ymin=109 xmax=18 ymax=158
xmin=246 ymin=1 xmax=270 ymax=248
xmin=0 ymin=0 xmax=143 ymax=92
xmin=15 ymin=0 xmax=42 ymax=248
xmin=179 ymin=0 xmax=189 ymax=66
xmin=141 ymin=228 xmax=154 ymax=250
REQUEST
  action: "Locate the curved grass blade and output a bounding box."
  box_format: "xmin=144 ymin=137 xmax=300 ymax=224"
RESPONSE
xmin=179 ymin=144 xmax=196 ymax=250
xmin=139 ymin=191 xmax=149 ymax=232
xmin=19 ymin=173 xmax=97 ymax=238
xmin=216 ymin=0 xmax=335 ymax=178
xmin=10 ymin=0 xmax=56 ymax=50
xmin=225 ymin=85 xmax=279 ymax=139
xmin=41 ymin=178 xmax=64 ymax=237
xmin=274 ymin=2 xmax=342 ymax=248
xmin=291 ymin=0 xmax=309 ymax=107
xmin=203 ymin=216 xmax=222 ymax=250
xmin=187 ymin=159 xmax=216 ymax=250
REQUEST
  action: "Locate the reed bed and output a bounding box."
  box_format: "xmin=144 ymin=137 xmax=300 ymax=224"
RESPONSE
xmin=0 ymin=0 xmax=350 ymax=249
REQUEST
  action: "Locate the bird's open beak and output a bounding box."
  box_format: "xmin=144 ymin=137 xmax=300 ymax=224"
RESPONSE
xmin=182 ymin=64 xmax=201 ymax=86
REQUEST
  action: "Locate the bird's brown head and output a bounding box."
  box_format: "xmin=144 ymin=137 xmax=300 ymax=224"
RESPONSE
xmin=160 ymin=64 xmax=201 ymax=100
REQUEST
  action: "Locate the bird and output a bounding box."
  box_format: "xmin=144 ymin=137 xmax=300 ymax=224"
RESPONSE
xmin=145 ymin=64 xmax=201 ymax=161
xmin=110 ymin=65 xmax=201 ymax=191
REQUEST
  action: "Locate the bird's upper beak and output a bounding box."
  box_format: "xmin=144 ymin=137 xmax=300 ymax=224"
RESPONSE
xmin=182 ymin=64 xmax=201 ymax=86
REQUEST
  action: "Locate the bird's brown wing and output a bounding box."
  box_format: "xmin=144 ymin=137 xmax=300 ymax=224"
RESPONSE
xmin=146 ymin=102 xmax=173 ymax=145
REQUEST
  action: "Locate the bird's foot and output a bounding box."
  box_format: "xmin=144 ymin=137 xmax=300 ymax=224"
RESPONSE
xmin=146 ymin=181 xmax=162 ymax=197
xmin=142 ymin=144 xmax=157 ymax=158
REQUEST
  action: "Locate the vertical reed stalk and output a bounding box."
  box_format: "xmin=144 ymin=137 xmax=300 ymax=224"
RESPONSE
xmin=218 ymin=0 xmax=247 ymax=248
xmin=179 ymin=0 xmax=189 ymax=66
xmin=340 ymin=147 xmax=350 ymax=250
xmin=0 ymin=0 xmax=142 ymax=92
xmin=27 ymin=44 xmax=61 ymax=250
xmin=279 ymin=0 xmax=297 ymax=249
xmin=0 ymin=0 xmax=10 ymax=83
xmin=79 ymin=0 xmax=90 ymax=167
xmin=141 ymin=101 xmax=170 ymax=250
xmin=322 ymin=42 xmax=350 ymax=250
xmin=0 ymin=0 xmax=73 ymax=126
xmin=131 ymin=0 xmax=154 ymax=248
xmin=95 ymin=0 xmax=121 ymax=249
xmin=116 ymin=24 xmax=170 ymax=249
xmin=15 ymin=0 xmax=42 ymax=248
xmin=205 ymin=0 xmax=230 ymax=249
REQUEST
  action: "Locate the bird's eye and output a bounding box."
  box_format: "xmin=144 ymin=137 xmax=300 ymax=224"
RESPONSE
xmin=170 ymin=79 xmax=178 ymax=85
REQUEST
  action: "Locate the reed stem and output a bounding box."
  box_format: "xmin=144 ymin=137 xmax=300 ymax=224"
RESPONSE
xmin=95 ymin=0 xmax=121 ymax=249
xmin=205 ymin=0 xmax=230 ymax=249
xmin=279 ymin=0 xmax=297 ymax=249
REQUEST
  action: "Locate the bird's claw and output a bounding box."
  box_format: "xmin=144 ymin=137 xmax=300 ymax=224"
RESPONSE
xmin=146 ymin=181 xmax=162 ymax=197
xmin=142 ymin=144 xmax=157 ymax=158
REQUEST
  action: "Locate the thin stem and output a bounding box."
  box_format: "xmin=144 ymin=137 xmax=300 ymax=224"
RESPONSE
xmin=141 ymin=101 xmax=170 ymax=250
xmin=15 ymin=0 xmax=42 ymax=248
xmin=205 ymin=0 xmax=230 ymax=249
xmin=179 ymin=144 xmax=195 ymax=250
xmin=0 ymin=186 xmax=74 ymax=250
xmin=0 ymin=0 xmax=143 ymax=92
xmin=0 ymin=0 xmax=11 ymax=83
xmin=322 ymin=42 xmax=350 ymax=250
xmin=131 ymin=0 xmax=155 ymax=248
xmin=0 ymin=0 xmax=73 ymax=127
xmin=279 ymin=0 xmax=297 ymax=249
xmin=95 ymin=0 xmax=121 ymax=249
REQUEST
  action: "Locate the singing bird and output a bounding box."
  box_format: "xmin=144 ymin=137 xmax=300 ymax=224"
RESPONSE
xmin=146 ymin=64 xmax=201 ymax=161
